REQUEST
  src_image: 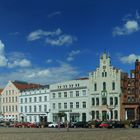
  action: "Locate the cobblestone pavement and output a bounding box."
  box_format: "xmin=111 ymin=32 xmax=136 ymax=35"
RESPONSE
xmin=0 ymin=128 xmax=140 ymax=140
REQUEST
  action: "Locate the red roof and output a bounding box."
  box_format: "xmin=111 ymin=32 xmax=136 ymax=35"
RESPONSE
xmin=12 ymin=81 xmax=43 ymax=90
xmin=0 ymin=89 xmax=3 ymax=94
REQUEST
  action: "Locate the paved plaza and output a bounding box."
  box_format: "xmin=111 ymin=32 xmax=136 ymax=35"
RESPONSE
xmin=0 ymin=128 xmax=140 ymax=140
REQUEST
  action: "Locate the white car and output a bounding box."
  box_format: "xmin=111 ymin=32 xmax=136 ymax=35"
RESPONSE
xmin=48 ymin=122 xmax=58 ymax=128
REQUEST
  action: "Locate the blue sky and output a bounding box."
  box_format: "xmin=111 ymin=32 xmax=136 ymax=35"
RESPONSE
xmin=0 ymin=0 xmax=140 ymax=87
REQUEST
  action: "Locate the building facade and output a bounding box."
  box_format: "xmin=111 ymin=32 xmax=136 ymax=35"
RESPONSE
xmin=121 ymin=59 xmax=140 ymax=120
xmin=19 ymin=85 xmax=50 ymax=123
xmin=1 ymin=81 xmax=41 ymax=122
xmin=89 ymin=53 xmax=122 ymax=121
xmin=50 ymin=78 xmax=89 ymax=123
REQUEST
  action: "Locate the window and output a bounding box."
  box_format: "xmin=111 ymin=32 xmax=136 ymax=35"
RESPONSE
xmin=39 ymin=96 xmax=42 ymax=102
xmin=25 ymin=106 xmax=27 ymax=113
xmin=110 ymin=97 xmax=113 ymax=105
xmin=82 ymin=90 xmax=86 ymax=96
xmin=105 ymin=72 xmax=107 ymax=77
xmin=94 ymin=83 xmax=97 ymax=91
xmin=15 ymin=105 xmax=18 ymax=111
xmin=29 ymin=97 xmax=32 ymax=102
xmin=9 ymin=106 xmax=11 ymax=112
xmin=70 ymin=91 xmax=73 ymax=97
xmin=9 ymin=97 xmax=11 ymax=103
xmin=102 ymin=72 xmax=104 ymax=77
xmin=103 ymin=82 xmax=106 ymax=91
xmin=76 ymin=102 xmax=79 ymax=108
xmin=58 ymin=92 xmax=61 ymax=98
xmin=96 ymin=111 xmax=99 ymax=119
xmin=25 ymin=98 xmax=27 ymax=103
xmin=34 ymin=97 xmax=37 ymax=102
xmin=53 ymin=93 xmax=55 ymax=98
xmin=92 ymin=98 xmax=95 ymax=106
xmin=70 ymin=102 xmax=73 ymax=109
xmin=44 ymin=105 xmax=47 ymax=112
xmin=82 ymin=102 xmax=86 ymax=108
xmin=34 ymin=106 xmax=37 ymax=112
xmin=76 ymin=91 xmax=79 ymax=97
xmin=64 ymin=92 xmax=67 ymax=97
xmin=114 ymin=110 xmax=118 ymax=119
xmin=53 ymin=103 xmax=55 ymax=109
xmin=92 ymin=111 xmax=95 ymax=119
xmin=21 ymin=98 xmax=23 ymax=103
xmin=15 ymin=97 xmax=18 ymax=102
xmin=114 ymin=97 xmax=118 ymax=105
xmin=29 ymin=106 xmax=32 ymax=112
xmin=12 ymin=106 xmax=14 ymax=112
xmin=112 ymin=82 xmax=115 ymax=90
xmin=64 ymin=103 xmax=67 ymax=109
xmin=39 ymin=105 xmax=42 ymax=112
xmin=21 ymin=106 xmax=23 ymax=112
xmin=102 ymin=97 xmax=107 ymax=105
xmin=12 ymin=97 xmax=14 ymax=102
xmin=58 ymin=103 xmax=61 ymax=109
xmin=96 ymin=98 xmax=99 ymax=106
xmin=44 ymin=96 xmax=47 ymax=101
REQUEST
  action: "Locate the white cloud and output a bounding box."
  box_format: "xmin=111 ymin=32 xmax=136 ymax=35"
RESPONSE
xmin=67 ymin=50 xmax=80 ymax=61
xmin=48 ymin=11 xmax=61 ymax=18
xmin=0 ymin=62 xmax=79 ymax=87
xmin=0 ymin=40 xmax=8 ymax=67
xmin=113 ymin=11 xmax=140 ymax=36
xmin=113 ymin=20 xmax=139 ymax=36
xmin=27 ymin=28 xmax=77 ymax=46
xmin=46 ymin=59 xmax=53 ymax=63
xmin=46 ymin=34 xmax=76 ymax=46
xmin=8 ymin=59 xmax=31 ymax=68
xmin=27 ymin=28 xmax=62 ymax=41
xmin=120 ymin=54 xmax=140 ymax=64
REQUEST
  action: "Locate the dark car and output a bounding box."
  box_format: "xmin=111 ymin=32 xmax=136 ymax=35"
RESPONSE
xmin=73 ymin=121 xmax=89 ymax=128
xmin=131 ymin=120 xmax=140 ymax=128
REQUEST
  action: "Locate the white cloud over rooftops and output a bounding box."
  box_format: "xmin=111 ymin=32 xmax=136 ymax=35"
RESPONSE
xmin=120 ymin=54 xmax=140 ymax=64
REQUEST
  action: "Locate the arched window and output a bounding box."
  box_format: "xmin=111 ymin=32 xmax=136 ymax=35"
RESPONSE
xmin=94 ymin=83 xmax=97 ymax=91
xmin=112 ymin=82 xmax=115 ymax=90
xmin=96 ymin=111 xmax=99 ymax=119
xmin=114 ymin=97 xmax=118 ymax=105
xmin=110 ymin=97 xmax=113 ymax=105
xmin=103 ymin=82 xmax=106 ymax=91
xmin=92 ymin=98 xmax=95 ymax=106
xmin=92 ymin=111 xmax=95 ymax=119
xmin=114 ymin=110 xmax=118 ymax=119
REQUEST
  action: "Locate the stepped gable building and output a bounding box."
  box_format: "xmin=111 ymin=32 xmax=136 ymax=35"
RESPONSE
xmin=89 ymin=52 xmax=124 ymax=121
xmin=1 ymin=81 xmax=42 ymax=122
xmin=121 ymin=59 xmax=140 ymax=120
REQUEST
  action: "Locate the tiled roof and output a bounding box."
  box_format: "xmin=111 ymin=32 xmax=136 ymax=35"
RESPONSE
xmin=75 ymin=77 xmax=89 ymax=80
xmin=12 ymin=81 xmax=43 ymax=90
xmin=0 ymin=89 xmax=3 ymax=94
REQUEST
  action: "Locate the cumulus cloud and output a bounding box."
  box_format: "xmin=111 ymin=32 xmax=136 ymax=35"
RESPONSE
xmin=0 ymin=40 xmax=31 ymax=68
xmin=113 ymin=11 xmax=140 ymax=36
xmin=67 ymin=50 xmax=80 ymax=61
xmin=27 ymin=28 xmax=76 ymax=46
xmin=0 ymin=40 xmax=8 ymax=67
xmin=27 ymin=28 xmax=62 ymax=41
xmin=0 ymin=62 xmax=79 ymax=87
xmin=8 ymin=59 xmax=31 ymax=68
xmin=46 ymin=34 xmax=76 ymax=46
xmin=120 ymin=54 xmax=140 ymax=64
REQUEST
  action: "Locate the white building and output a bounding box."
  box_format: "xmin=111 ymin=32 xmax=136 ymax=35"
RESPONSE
xmin=19 ymin=85 xmax=50 ymax=123
xmin=89 ymin=53 xmax=122 ymax=121
xmin=50 ymin=78 xmax=90 ymax=123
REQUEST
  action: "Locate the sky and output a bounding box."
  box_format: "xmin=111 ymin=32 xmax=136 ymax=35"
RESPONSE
xmin=0 ymin=0 xmax=140 ymax=87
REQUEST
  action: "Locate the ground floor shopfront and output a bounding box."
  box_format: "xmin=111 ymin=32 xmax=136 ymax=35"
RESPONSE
xmin=121 ymin=103 xmax=140 ymax=120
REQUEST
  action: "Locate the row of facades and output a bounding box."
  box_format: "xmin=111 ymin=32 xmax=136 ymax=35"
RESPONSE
xmin=0 ymin=52 xmax=139 ymax=123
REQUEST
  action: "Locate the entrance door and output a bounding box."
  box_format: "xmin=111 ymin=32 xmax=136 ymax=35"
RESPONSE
xmin=102 ymin=111 xmax=107 ymax=120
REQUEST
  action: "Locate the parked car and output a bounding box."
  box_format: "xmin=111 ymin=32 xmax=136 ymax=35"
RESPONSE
xmin=14 ymin=122 xmax=23 ymax=128
xmin=99 ymin=121 xmax=109 ymax=128
xmin=130 ymin=120 xmax=140 ymax=128
xmin=48 ymin=122 xmax=58 ymax=128
xmin=73 ymin=121 xmax=89 ymax=128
